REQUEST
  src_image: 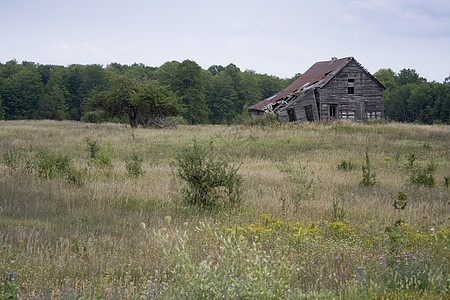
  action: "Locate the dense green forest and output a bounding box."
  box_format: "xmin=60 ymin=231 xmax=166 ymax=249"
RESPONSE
xmin=0 ymin=59 xmax=448 ymax=125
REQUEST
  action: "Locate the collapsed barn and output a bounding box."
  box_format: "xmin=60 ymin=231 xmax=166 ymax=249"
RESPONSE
xmin=248 ymin=57 xmax=385 ymax=122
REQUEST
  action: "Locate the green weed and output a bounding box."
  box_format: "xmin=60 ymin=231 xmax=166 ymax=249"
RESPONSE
xmin=360 ymin=151 xmax=377 ymax=186
xmin=338 ymin=160 xmax=355 ymax=171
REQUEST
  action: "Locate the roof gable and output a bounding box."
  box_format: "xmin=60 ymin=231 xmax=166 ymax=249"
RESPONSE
xmin=249 ymin=57 xmax=353 ymax=111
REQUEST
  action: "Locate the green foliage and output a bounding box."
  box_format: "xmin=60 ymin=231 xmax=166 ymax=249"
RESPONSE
xmin=386 ymin=192 xmax=408 ymax=251
xmin=330 ymin=198 xmax=346 ymax=221
xmin=85 ymin=137 xmax=100 ymax=159
xmin=32 ymin=149 xmax=85 ymax=185
xmin=406 ymin=153 xmax=416 ymax=168
xmin=393 ymin=192 xmax=408 ymax=211
xmin=85 ymin=75 xmax=182 ymax=128
xmin=1 ymin=59 xmax=448 ymax=124
xmin=375 ymin=252 xmax=432 ymax=291
xmin=360 ymin=151 xmax=377 ymax=186
xmin=126 ymin=152 xmax=144 ymax=177
xmin=33 ymin=149 xmax=73 ymax=178
xmin=380 ymin=67 xmax=450 ymax=124
xmin=241 ymin=104 xmax=251 ymax=126
xmin=174 ymin=139 xmax=242 ymax=208
xmin=135 ymin=80 xmax=183 ymax=127
xmin=0 ymin=95 xmax=4 ymax=119
xmin=85 ymin=138 xmax=113 ymax=168
xmin=1 ymin=273 xmax=17 ymax=300
xmin=170 ymin=60 xmax=210 ymax=124
xmin=337 ymin=159 xmax=355 ymax=171
xmin=409 ymin=162 xmax=436 ymax=187
xmin=80 ymin=110 xmax=113 ymax=123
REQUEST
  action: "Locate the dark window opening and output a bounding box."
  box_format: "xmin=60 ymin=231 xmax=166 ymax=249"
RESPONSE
xmin=329 ymin=104 xmax=337 ymax=118
xmin=348 ymin=86 xmax=355 ymax=94
xmin=287 ymin=109 xmax=297 ymax=122
xmin=347 ymin=78 xmax=355 ymax=94
xmin=304 ymin=105 xmax=314 ymax=121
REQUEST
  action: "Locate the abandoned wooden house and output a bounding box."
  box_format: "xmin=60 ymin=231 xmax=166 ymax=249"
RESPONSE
xmin=248 ymin=57 xmax=385 ymax=122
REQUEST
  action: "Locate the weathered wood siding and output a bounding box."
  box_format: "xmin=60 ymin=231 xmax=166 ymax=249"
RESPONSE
xmin=278 ymin=90 xmax=318 ymax=122
xmin=319 ymin=60 xmax=384 ymax=121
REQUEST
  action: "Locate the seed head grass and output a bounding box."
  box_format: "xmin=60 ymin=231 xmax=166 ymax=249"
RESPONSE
xmin=0 ymin=120 xmax=448 ymax=298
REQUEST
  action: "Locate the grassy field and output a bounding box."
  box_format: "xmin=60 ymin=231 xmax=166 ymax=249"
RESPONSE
xmin=0 ymin=120 xmax=449 ymax=299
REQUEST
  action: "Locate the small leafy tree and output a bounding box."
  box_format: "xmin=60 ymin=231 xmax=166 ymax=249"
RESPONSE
xmin=85 ymin=75 xmax=182 ymax=128
xmin=174 ymin=140 xmax=242 ymax=208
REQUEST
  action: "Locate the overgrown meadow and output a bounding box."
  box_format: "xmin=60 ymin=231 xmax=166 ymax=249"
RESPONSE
xmin=0 ymin=120 xmax=449 ymax=299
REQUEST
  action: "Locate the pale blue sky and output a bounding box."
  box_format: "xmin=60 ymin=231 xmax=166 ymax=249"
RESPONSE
xmin=1 ymin=0 xmax=449 ymax=81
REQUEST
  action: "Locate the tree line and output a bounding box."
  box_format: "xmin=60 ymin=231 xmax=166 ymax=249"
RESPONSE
xmin=374 ymin=68 xmax=449 ymax=124
xmin=0 ymin=59 xmax=448 ymax=125
xmin=0 ymin=60 xmax=299 ymax=126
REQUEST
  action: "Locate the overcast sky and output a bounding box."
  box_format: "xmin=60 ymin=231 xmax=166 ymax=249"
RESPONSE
xmin=1 ymin=0 xmax=449 ymax=82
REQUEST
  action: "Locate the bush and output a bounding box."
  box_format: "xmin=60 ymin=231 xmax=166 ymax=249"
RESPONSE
xmin=126 ymin=152 xmax=144 ymax=177
xmin=174 ymin=140 xmax=242 ymax=208
xmin=33 ymin=149 xmax=73 ymax=178
xmin=32 ymin=149 xmax=85 ymax=185
xmin=409 ymin=163 xmax=436 ymax=187
xmin=85 ymin=138 xmax=113 ymax=168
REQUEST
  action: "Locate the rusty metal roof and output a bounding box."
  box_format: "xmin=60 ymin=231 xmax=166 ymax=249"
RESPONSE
xmin=249 ymin=57 xmax=353 ymax=111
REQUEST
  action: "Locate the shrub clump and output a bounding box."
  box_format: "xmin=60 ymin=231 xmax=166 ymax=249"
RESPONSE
xmin=174 ymin=140 xmax=242 ymax=208
xmin=126 ymin=152 xmax=144 ymax=177
xmin=32 ymin=149 xmax=85 ymax=185
xmin=409 ymin=162 xmax=436 ymax=187
xmin=85 ymin=137 xmax=113 ymax=168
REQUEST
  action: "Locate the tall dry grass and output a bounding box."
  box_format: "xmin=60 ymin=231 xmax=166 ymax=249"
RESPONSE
xmin=0 ymin=120 xmax=449 ymax=298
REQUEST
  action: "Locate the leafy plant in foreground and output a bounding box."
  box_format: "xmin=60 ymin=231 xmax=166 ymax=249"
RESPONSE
xmin=375 ymin=192 xmax=435 ymax=292
xmin=376 ymin=252 xmax=432 ymax=291
xmin=174 ymin=139 xmax=242 ymax=208
xmin=1 ymin=272 xmax=17 ymax=300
